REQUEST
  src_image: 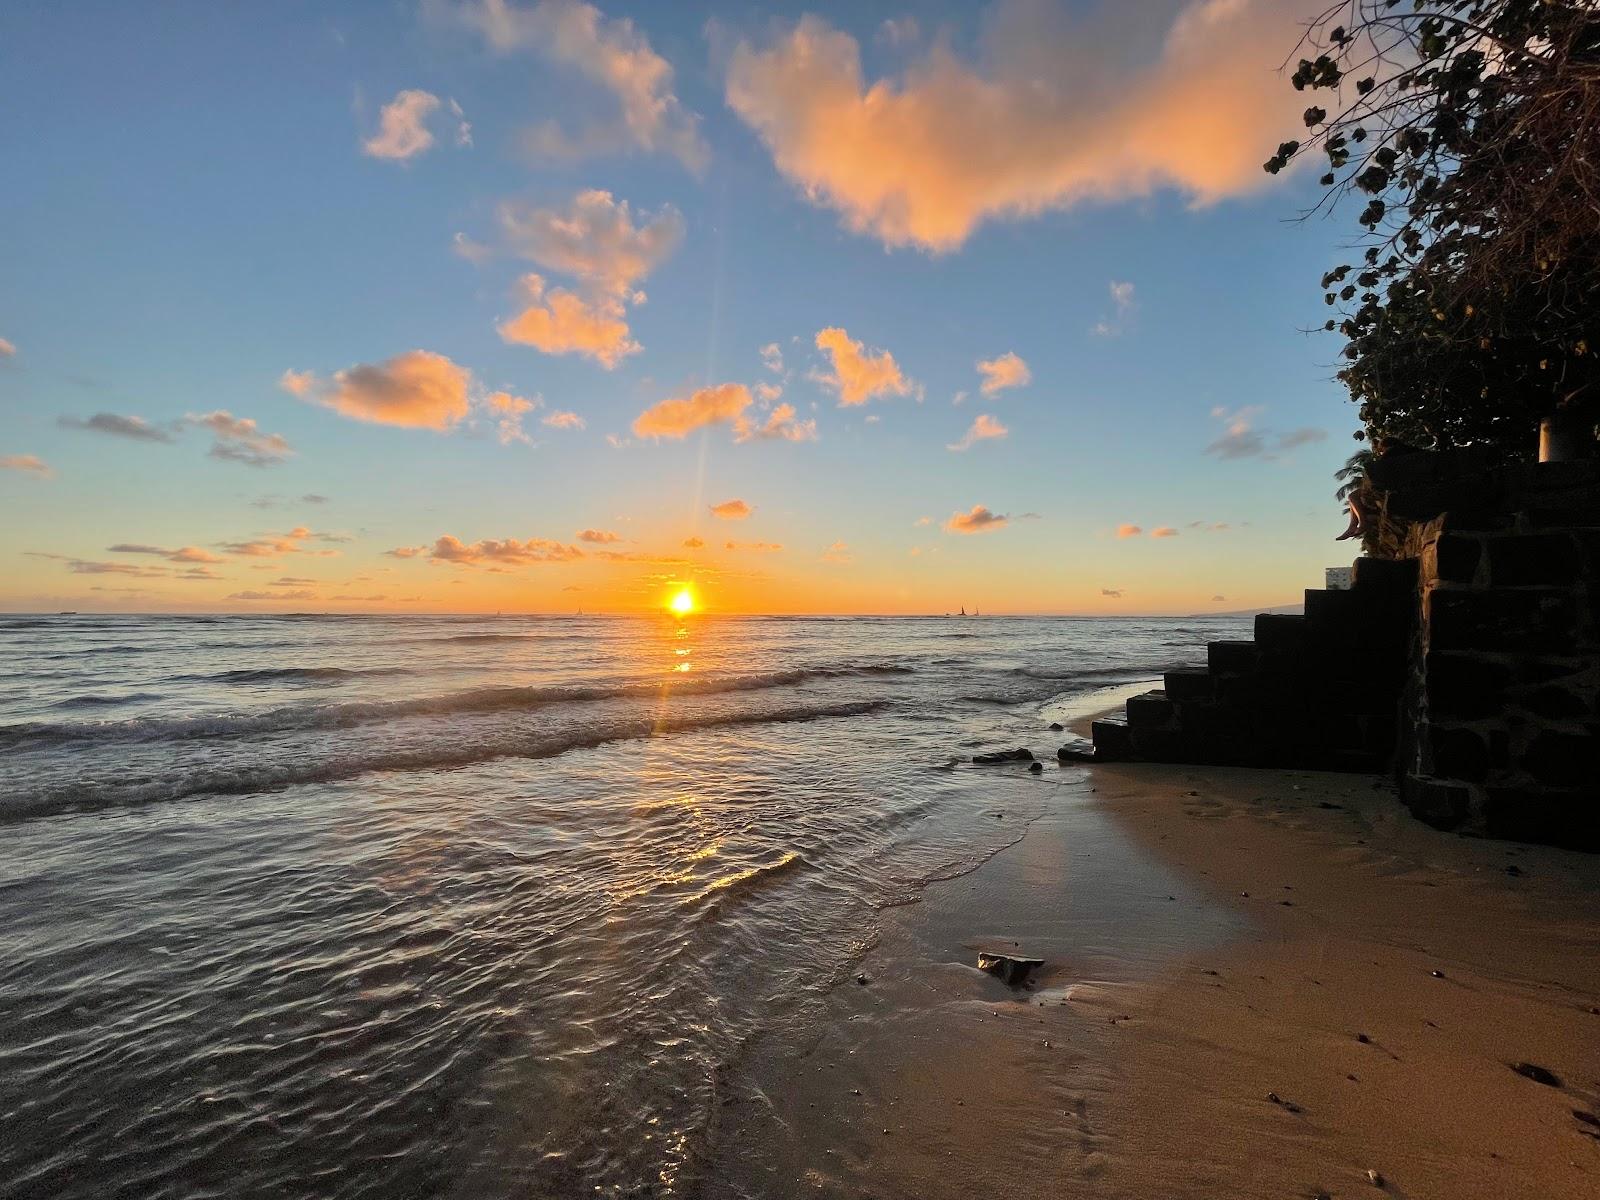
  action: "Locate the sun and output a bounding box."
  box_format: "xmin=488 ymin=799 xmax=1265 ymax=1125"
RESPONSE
xmin=668 ymin=587 xmax=695 ymax=616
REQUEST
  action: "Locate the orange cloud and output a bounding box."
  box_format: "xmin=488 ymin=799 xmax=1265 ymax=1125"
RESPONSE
xmin=948 ymin=412 xmax=1007 ymax=451
xmin=945 ymin=504 xmax=1007 ymax=534
xmin=814 ymin=327 xmax=913 ymax=406
xmin=108 ymin=544 xmax=224 ymax=564
xmin=499 ymin=275 xmax=639 ymax=368
xmin=292 ymin=350 xmax=473 ymax=431
xmin=710 ymin=499 xmax=752 ymax=520
xmin=977 ymin=351 xmax=1030 ymax=395
xmin=734 ymin=402 xmax=818 ymax=443
xmin=424 ymin=535 xmax=585 ymax=566
xmin=542 ymin=409 xmax=586 ymax=430
xmin=821 ymin=540 xmax=852 ymax=564
xmin=725 ymin=541 xmax=783 ymax=553
xmin=1 ymin=454 xmax=52 ymax=478
xmin=1116 ymin=524 xmax=1143 ymax=538
xmin=456 ymin=0 xmax=707 ymax=171
xmin=577 ymin=529 xmax=622 ymax=543
xmin=228 ymin=589 xmax=316 ymax=601
xmin=484 ymin=390 xmax=537 ymax=445
xmin=1151 ymin=526 xmax=1180 ymax=538
xmin=683 ymin=537 xmax=705 ymax=548
xmin=218 ymin=526 xmax=337 ymax=558
xmin=498 ymin=189 xmax=682 ymax=298
xmin=724 ymin=2 xmax=1313 ymax=250
xmin=0 ymin=337 xmax=15 ymax=358
xmin=632 ymin=383 xmax=752 ymax=438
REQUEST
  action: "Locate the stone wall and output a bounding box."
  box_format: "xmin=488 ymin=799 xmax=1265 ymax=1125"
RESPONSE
xmin=1393 ymin=463 xmax=1600 ymax=850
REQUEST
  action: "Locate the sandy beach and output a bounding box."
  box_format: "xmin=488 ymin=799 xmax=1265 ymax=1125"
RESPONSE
xmin=715 ymin=711 xmax=1600 ymax=1199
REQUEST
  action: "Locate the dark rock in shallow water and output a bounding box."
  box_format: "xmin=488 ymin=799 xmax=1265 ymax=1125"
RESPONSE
xmin=1512 ymin=1061 xmax=1563 ymax=1087
xmin=1056 ymin=740 xmax=1096 ymax=763
xmin=1048 ymin=722 xmax=1064 ymax=731
xmin=972 ymin=748 xmax=1035 ymax=765
xmin=977 ymin=951 xmax=1044 ymax=986
xmin=1029 ymin=761 xmax=1043 ymax=774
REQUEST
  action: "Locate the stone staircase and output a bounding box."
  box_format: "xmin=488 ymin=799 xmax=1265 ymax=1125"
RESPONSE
xmin=1081 ymin=557 xmax=1417 ymax=771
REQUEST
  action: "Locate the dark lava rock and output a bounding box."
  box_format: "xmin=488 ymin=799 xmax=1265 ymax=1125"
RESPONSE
xmin=973 ymin=748 xmax=1035 ymax=765
xmin=977 ymin=951 xmax=1044 ymax=986
xmin=1028 ymin=762 xmax=1043 ymax=774
xmin=1512 ymin=1062 xmax=1563 ymax=1088
xmin=1048 ymin=722 xmax=1064 ymax=731
xmin=1057 ymin=744 xmax=1096 ymax=763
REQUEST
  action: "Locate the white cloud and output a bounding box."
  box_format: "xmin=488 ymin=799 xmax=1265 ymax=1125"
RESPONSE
xmin=0 ymin=337 xmax=15 ymax=358
xmin=1092 ymin=279 xmax=1137 ymax=336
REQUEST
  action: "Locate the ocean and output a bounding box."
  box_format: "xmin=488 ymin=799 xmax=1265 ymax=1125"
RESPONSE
xmin=0 ymin=612 xmax=1250 ymax=1198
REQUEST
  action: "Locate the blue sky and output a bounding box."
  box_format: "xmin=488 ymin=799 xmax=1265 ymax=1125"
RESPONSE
xmin=0 ymin=0 xmax=1361 ymax=614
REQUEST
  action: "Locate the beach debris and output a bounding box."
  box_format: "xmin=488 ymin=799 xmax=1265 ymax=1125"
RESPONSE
xmin=1430 ymin=970 xmax=1445 ymax=978
xmin=855 ymin=973 xmax=869 ymax=986
xmin=977 ymin=950 xmax=1044 ymax=986
xmin=1357 ymin=1033 xmax=1371 ymax=1044
xmin=1511 ymin=1061 xmax=1562 ymax=1088
xmin=973 ymin=748 xmax=1034 ymax=765
xmin=1366 ymin=1169 xmax=1385 ymax=1187
xmin=1028 ymin=761 xmax=1043 ymax=774
xmin=1048 ymin=722 xmax=1064 ymax=731
xmin=1266 ymin=1092 xmax=1305 ymax=1114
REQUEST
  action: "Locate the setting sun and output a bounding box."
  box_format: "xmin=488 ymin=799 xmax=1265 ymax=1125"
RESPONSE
xmin=668 ymin=588 xmax=695 ymax=615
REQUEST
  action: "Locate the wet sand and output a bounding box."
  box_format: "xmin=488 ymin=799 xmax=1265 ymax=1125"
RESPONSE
xmin=715 ymin=717 xmax=1600 ymax=1198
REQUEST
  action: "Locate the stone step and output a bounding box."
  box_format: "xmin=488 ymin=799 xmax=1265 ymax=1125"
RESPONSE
xmin=1125 ymin=690 xmax=1176 ymax=730
xmin=1254 ymin=613 xmax=1308 ymax=652
xmin=1163 ymin=668 xmax=1215 ymax=704
xmin=1089 ymin=718 xmax=1134 ymax=761
xmin=1207 ymin=640 xmax=1260 ymax=675
xmin=1350 ymin=555 xmax=1418 ymax=597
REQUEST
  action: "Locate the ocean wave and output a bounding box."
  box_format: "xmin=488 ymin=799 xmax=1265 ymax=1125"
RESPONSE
xmin=51 ymin=692 xmax=166 ymax=709
xmin=427 ymin=632 xmax=578 ymax=644
xmin=1 ymin=700 xmax=890 ymax=821
xmin=179 ymin=666 xmax=412 ymax=685
xmin=0 ymin=664 xmax=912 ymax=748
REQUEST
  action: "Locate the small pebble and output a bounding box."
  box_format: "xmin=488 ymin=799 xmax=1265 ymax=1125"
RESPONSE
xmin=1430 ymin=970 xmax=1445 ymax=978
xmin=1357 ymin=1033 xmax=1371 ymax=1044
xmin=1367 ymin=1171 xmax=1384 ymax=1188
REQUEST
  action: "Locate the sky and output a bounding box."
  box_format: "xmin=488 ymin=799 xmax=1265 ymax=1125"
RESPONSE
xmin=0 ymin=0 xmax=1365 ymax=615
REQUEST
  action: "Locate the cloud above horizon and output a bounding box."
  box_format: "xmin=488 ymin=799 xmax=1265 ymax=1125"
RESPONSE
xmin=1206 ymin=406 xmax=1328 ymax=459
xmin=185 ymin=411 xmax=292 ymax=467
xmin=417 ymin=534 xmax=586 ymax=566
xmin=633 ymin=383 xmax=752 ymax=439
xmin=813 ymin=327 xmax=914 ymax=406
xmin=59 ymin=413 xmax=175 ymax=443
xmin=452 ymin=0 xmax=707 ymax=171
xmin=2 ymin=454 xmax=54 ymax=478
xmin=735 ymin=402 xmax=817 ymax=443
xmin=724 ymin=0 xmax=1313 ymax=251
xmin=290 ymin=351 xmax=473 ymax=431
xmin=108 ymin=543 xmax=224 ymax=564
xmin=945 ymin=504 xmax=1007 ymax=534
xmin=362 ymin=89 xmax=470 ymax=160
xmin=948 ymin=412 xmax=1008 ymax=451
xmin=976 ymin=352 xmax=1030 ymax=395
xmin=709 ymin=499 xmax=751 ymax=520
xmin=498 ymin=189 xmax=682 ymax=298
xmin=500 ymin=275 xmax=640 ymax=368
xmin=1092 ymin=280 xmax=1137 ymax=336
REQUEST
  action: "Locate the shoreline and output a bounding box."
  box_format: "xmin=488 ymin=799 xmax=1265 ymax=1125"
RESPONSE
xmin=717 ymin=717 xmax=1600 ymax=1198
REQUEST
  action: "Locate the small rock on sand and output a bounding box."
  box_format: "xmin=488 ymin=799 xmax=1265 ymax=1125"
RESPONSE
xmin=973 ymin=748 xmax=1035 ymax=765
xmin=977 ymin=951 xmax=1044 ymax=987
xmin=1048 ymin=722 xmax=1064 ymax=731
xmin=1029 ymin=762 xmax=1043 ymax=774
